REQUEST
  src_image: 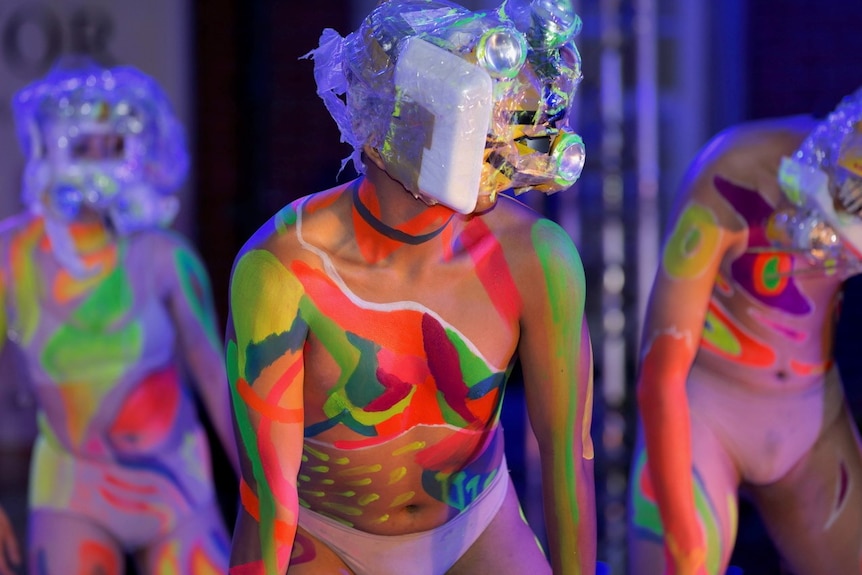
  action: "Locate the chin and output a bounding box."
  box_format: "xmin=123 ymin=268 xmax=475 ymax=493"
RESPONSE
xmin=471 ymin=194 xmax=499 ymax=215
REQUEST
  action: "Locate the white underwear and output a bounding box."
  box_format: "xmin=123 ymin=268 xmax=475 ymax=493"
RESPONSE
xmin=297 ymin=458 xmax=511 ymax=575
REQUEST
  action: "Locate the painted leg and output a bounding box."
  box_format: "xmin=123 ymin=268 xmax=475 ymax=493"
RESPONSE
xmin=751 ymin=407 xmax=862 ymax=575
xmin=449 ymin=478 xmax=551 ymax=575
xmin=135 ymin=501 xmax=230 ymax=575
xmin=627 ymin=423 xmax=739 ymax=575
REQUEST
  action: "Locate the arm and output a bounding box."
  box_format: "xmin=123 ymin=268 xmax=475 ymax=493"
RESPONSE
xmin=226 ymin=245 xmax=307 ymax=575
xmin=0 ymin=504 xmax=20 ymax=575
xmin=518 ymin=219 xmax=596 ymax=575
xmin=636 ymin=165 xmax=741 ymax=574
xmin=165 ymin=237 xmax=241 ymax=474
xmin=0 ymin=238 xmax=21 ymax=575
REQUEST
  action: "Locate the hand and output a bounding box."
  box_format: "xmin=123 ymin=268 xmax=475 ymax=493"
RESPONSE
xmin=0 ymin=506 xmax=21 ymax=575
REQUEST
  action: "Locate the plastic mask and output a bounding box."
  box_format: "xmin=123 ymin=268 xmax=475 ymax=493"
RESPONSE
xmin=776 ymin=89 xmax=862 ymax=267
xmin=13 ymin=58 xmax=187 ymax=234
xmin=307 ymin=0 xmax=585 ymax=214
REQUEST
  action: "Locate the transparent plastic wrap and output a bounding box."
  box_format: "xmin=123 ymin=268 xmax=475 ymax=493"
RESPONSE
xmin=777 ymin=87 xmax=862 ymax=261
xmin=304 ymin=0 xmax=586 ymax=213
xmin=13 ymin=57 xmax=187 ymax=234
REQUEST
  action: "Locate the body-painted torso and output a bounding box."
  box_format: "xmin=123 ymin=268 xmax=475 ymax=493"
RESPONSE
xmin=295 ymin=222 xmax=514 ymax=530
xmin=230 ymin=180 xmax=533 ymax=536
xmin=631 ymin=119 xmax=862 ymax=575
xmin=0 ymin=216 xmax=215 ymax=475
xmin=692 ymin=175 xmax=844 ymax=392
xmin=2 ymin=214 xmax=231 ymax=572
xmin=3 ymin=217 xmax=203 ymax=459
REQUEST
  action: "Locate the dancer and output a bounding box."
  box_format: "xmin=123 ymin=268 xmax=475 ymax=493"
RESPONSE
xmin=629 ymin=89 xmax=862 ymax=574
xmin=0 ymin=58 xmax=238 ymax=575
xmin=226 ymin=1 xmax=596 ymax=573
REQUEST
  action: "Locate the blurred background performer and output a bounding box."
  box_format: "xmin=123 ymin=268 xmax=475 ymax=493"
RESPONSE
xmin=629 ymin=89 xmax=862 ymax=575
xmin=0 ymin=57 xmax=239 ymax=575
xmin=226 ymin=0 xmax=596 ymax=574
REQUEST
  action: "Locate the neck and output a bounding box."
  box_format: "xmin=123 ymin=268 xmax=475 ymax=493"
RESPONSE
xmin=355 ymin=164 xmax=455 ymax=244
xmin=353 ymin=181 xmax=454 ymax=245
xmin=350 ymin=165 xmax=459 ymax=264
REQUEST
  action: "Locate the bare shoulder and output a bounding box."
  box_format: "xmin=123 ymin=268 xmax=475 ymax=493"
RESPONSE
xmin=237 ymin=185 xmax=349 ymax=266
xmin=227 ymin=185 xmax=350 ymax=317
xmin=707 ymin=115 xmax=815 ymax=169
xmin=484 ymin=194 xmax=576 ymax=244
xmin=125 ymin=227 xmax=200 ymax=268
xmin=691 ymin=116 xmax=814 ymax=187
xmin=670 ymin=115 xmax=815 ymax=215
xmin=121 ymin=229 xmax=212 ymax=300
xmin=480 ymin=194 xmax=583 ymax=279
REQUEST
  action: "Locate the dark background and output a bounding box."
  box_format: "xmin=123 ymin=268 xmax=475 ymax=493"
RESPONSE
xmin=190 ymin=1 xmax=862 ymax=574
xmin=2 ymin=1 xmax=862 ymax=574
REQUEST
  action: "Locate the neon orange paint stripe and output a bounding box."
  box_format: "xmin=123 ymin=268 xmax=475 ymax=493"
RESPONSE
xmin=98 ymin=486 xmax=152 ymax=513
xmin=790 ymin=358 xmax=833 ymax=376
xmin=239 ymin=479 xmax=294 ymax=543
xmin=239 ymin=478 xmax=260 ymax=519
xmin=264 ymin=350 xmax=304 ymax=406
xmin=703 ymin=300 xmax=776 ymax=367
xmin=236 ymin=375 xmax=303 ymax=424
xmin=293 ymin=261 xmax=426 ymax=356
xmin=462 ymin=217 xmax=521 ymax=325
xmin=104 ymin=473 xmax=158 ymax=494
